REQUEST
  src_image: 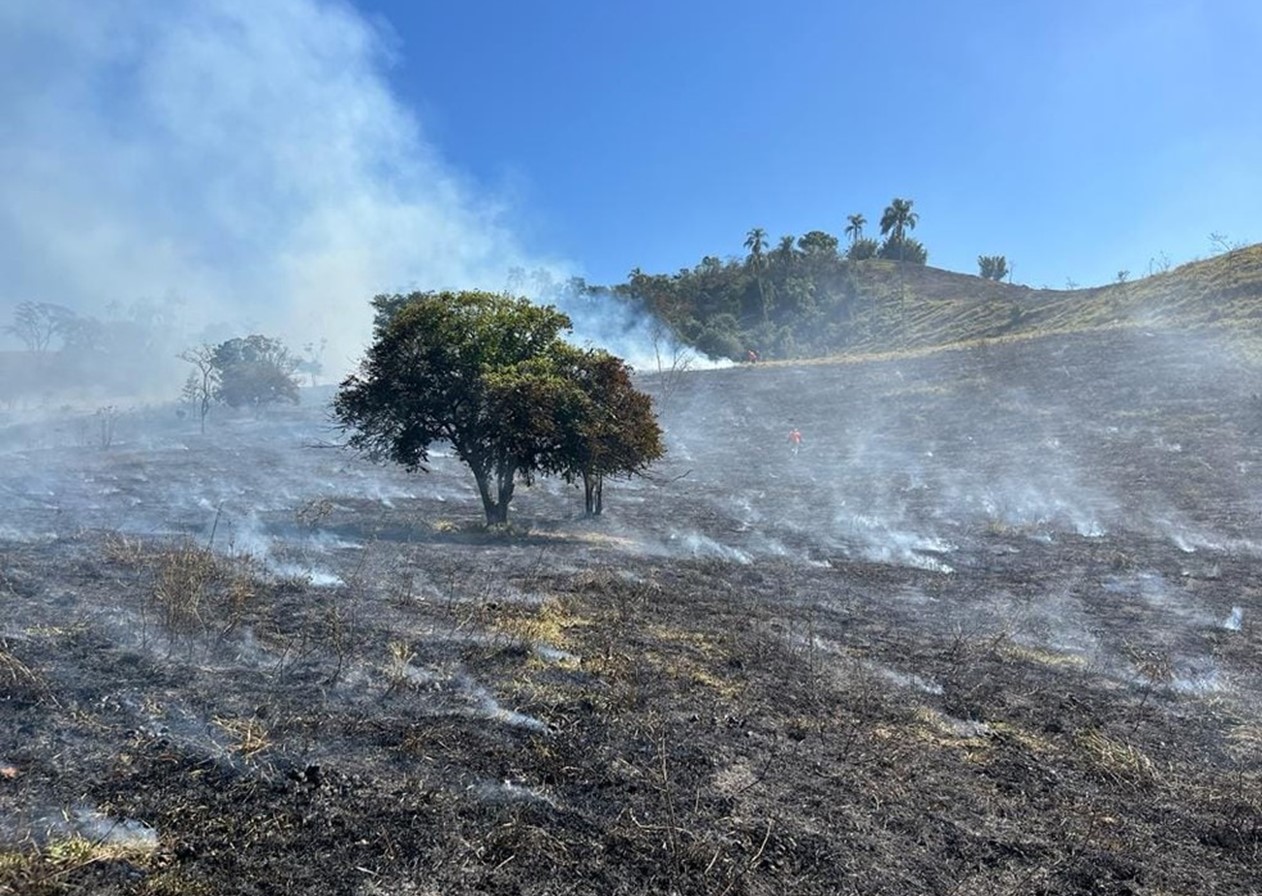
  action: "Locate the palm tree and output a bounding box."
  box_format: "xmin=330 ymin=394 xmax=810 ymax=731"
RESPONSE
xmin=879 ymin=198 xmax=919 ymax=261
xmin=845 ymin=213 xmax=866 ymax=246
xmin=744 ymin=227 xmax=769 ymax=319
xmin=743 ymin=227 xmax=768 ymax=267
xmin=774 ymin=234 xmax=797 ymax=268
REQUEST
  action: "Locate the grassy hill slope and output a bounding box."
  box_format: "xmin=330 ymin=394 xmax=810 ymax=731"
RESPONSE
xmin=833 ymin=244 xmax=1262 ymax=358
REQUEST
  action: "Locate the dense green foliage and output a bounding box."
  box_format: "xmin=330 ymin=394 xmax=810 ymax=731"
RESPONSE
xmin=549 ymin=346 xmax=665 ymax=515
xmin=210 ymin=335 xmax=301 ymax=408
xmin=335 ymin=290 xmax=663 ymax=524
xmin=579 ymin=198 xmax=938 ymax=362
xmin=978 ymin=255 xmax=1010 ymax=281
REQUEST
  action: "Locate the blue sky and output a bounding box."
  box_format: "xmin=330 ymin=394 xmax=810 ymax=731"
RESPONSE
xmin=357 ymin=0 xmax=1261 ymax=287
xmin=1 ymin=1 xmax=1259 ymax=367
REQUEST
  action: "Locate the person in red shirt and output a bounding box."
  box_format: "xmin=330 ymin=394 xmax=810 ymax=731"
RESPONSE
xmin=787 ymin=427 xmax=803 ymax=455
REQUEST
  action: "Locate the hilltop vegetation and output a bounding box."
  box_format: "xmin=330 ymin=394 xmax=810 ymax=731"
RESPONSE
xmin=577 ymin=230 xmax=1262 ymax=363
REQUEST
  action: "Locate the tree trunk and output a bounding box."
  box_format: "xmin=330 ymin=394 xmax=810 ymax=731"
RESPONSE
xmin=472 ymin=468 xmax=496 ymax=524
xmin=472 ymin=460 xmax=516 ymax=525
xmin=494 ymin=461 xmax=516 ymax=525
xmin=583 ymin=471 xmax=604 ymax=517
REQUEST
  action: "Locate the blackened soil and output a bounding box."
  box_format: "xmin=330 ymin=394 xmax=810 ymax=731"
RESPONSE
xmin=1 ymin=326 xmax=1260 ymax=894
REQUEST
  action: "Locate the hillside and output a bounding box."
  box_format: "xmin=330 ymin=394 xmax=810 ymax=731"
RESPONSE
xmin=836 ymin=244 xmax=1262 ymax=355
xmin=618 ymin=244 xmax=1262 ymax=363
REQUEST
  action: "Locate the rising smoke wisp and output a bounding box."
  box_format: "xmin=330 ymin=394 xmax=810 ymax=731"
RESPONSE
xmin=0 ymin=0 xmax=566 ymax=381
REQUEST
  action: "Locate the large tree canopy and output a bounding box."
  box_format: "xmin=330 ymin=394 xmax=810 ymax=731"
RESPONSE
xmin=334 ymin=290 xmax=663 ymax=525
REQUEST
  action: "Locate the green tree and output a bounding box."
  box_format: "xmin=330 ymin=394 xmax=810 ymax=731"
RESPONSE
xmin=335 ymin=290 xmax=662 ymax=525
xmin=977 ymin=255 xmax=1009 ymax=281
xmin=773 ymin=234 xmax=798 ymax=269
xmin=879 ymin=198 xmax=920 ymax=260
xmin=797 ymin=230 xmax=840 ymax=257
xmin=877 ymin=236 xmax=928 ymax=264
xmin=211 ymin=335 xmax=301 ymax=408
xmin=745 ymin=227 xmax=770 ymax=320
xmin=743 ymin=227 xmax=768 ymax=267
xmin=551 ymin=347 xmax=664 ymax=516
xmin=845 ymin=213 xmax=866 ymax=246
xmin=847 ymin=237 xmax=879 ymax=261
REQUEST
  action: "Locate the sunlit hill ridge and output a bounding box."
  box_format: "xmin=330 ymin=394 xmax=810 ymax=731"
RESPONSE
xmin=616 ymin=243 xmax=1262 ymax=363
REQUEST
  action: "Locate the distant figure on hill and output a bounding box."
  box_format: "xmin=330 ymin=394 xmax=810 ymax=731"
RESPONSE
xmin=787 ymin=427 xmax=803 ymax=455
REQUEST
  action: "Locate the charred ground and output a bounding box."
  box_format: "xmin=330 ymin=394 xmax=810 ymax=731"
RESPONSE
xmin=1 ymin=324 xmax=1260 ymax=894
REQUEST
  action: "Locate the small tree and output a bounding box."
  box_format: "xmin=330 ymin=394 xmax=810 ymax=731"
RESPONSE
xmin=978 ymin=255 xmax=1009 ymax=281
xmin=551 ymin=348 xmax=665 ymax=516
xmin=797 ymin=230 xmax=840 ymax=257
xmin=338 ymin=291 xmax=591 ymax=525
xmin=847 ymin=237 xmax=880 ymax=261
xmin=296 ymin=338 xmax=327 ymax=387
xmin=878 ymin=236 xmax=928 ymax=264
xmin=211 ymin=335 xmax=301 ymax=408
xmin=179 ymin=345 xmax=218 ymax=433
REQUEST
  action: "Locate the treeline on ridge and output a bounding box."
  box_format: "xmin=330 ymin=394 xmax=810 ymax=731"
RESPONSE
xmin=562 ymin=197 xmax=944 ymax=363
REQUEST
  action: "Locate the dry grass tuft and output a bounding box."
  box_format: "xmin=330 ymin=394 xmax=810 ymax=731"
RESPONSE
xmin=1075 ymin=729 xmax=1158 ymax=787
xmin=0 ymin=641 xmax=38 ymax=688
xmin=995 ymin=641 xmax=1089 ymax=670
xmin=152 ymin=539 xmax=222 ymax=635
xmin=0 ymin=833 xmax=159 ymax=896
xmin=213 ymin=715 xmax=271 ymax=758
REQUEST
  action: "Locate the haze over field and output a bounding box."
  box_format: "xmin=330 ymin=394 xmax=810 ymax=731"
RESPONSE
xmin=3 ymin=1 xmax=1260 ymax=379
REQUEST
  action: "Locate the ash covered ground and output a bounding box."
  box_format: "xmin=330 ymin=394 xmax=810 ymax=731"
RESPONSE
xmin=1 ymin=327 xmax=1260 ymax=895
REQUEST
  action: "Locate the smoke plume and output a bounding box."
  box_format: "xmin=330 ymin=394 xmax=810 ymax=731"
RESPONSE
xmin=0 ymin=0 xmax=558 ymax=378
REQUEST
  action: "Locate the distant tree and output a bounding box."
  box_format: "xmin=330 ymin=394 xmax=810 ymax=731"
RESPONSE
xmin=4 ymin=302 xmax=76 ymax=352
xmin=797 ymin=230 xmax=840 ymax=257
xmin=978 ymin=255 xmax=1009 ymax=281
xmin=878 ymin=236 xmax=928 ymax=265
xmin=744 ymin=227 xmax=770 ymax=319
xmin=179 ymin=344 xmax=218 ymax=433
xmin=1116 ymin=270 xmax=1130 ymax=284
xmin=773 ymin=234 xmax=798 ymax=269
xmin=211 ymin=335 xmax=301 ymax=408
xmin=296 ymin=338 xmax=327 ymax=387
xmin=845 ymin=213 xmax=866 ymax=246
xmin=743 ymin=227 xmax=768 ymax=267
xmin=847 ymin=237 xmax=880 ymax=261
xmin=335 ymin=290 xmax=662 ymax=525
xmin=879 ymin=198 xmax=920 ymax=261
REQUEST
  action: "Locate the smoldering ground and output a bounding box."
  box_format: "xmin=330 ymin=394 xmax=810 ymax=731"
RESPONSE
xmin=1 ymin=323 xmax=1260 ymax=894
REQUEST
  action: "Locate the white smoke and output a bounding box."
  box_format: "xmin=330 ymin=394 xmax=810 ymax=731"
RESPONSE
xmin=0 ymin=0 xmax=561 ymax=377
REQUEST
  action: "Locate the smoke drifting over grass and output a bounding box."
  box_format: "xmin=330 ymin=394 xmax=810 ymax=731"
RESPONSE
xmin=0 ymin=0 xmax=566 ymax=379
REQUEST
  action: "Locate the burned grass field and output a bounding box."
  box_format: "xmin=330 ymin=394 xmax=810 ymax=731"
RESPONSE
xmin=2 ymin=326 xmax=1261 ymax=895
